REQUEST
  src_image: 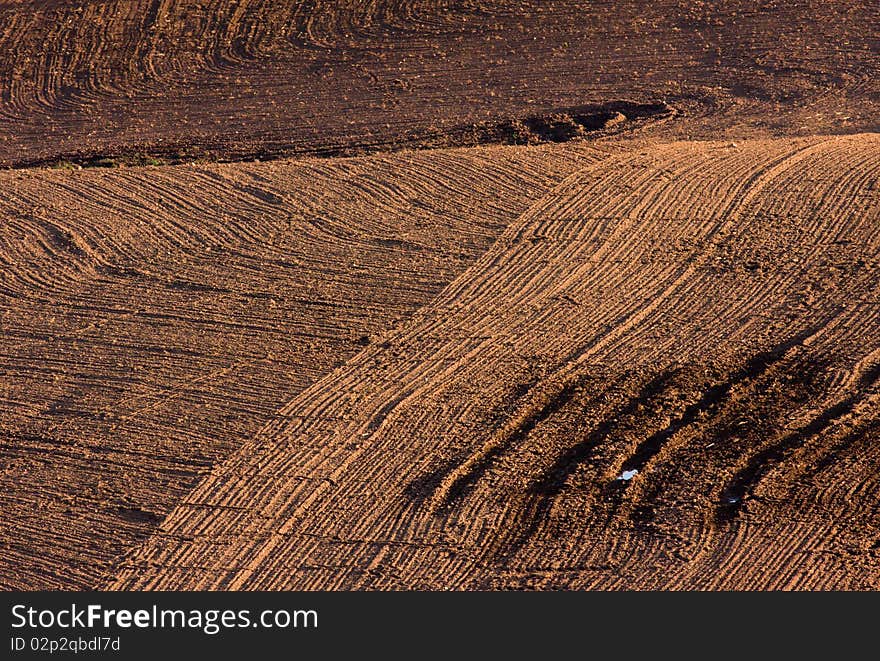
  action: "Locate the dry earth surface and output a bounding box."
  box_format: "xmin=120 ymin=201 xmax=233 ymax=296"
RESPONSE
xmin=108 ymin=134 xmax=880 ymax=590
xmin=0 ymin=1 xmax=878 ymax=590
xmin=0 ymin=144 xmax=598 ymax=589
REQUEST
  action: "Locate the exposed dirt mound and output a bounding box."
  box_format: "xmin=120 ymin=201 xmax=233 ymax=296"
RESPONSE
xmin=460 ymin=102 xmax=672 ymax=147
xmin=23 ymin=102 xmax=673 ymax=169
xmin=104 ymin=134 xmax=880 ymax=590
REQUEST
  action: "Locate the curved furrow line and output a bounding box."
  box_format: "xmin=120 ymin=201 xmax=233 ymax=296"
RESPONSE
xmin=0 ymin=214 xmax=107 ymax=298
xmin=698 ymin=447 xmax=879 ymax=590
xmin=0 ymin=1 xmax=539 ymax=154
xmin=515 ymin=141 xmax=831 ymax=374
xmin=717 ymin=365 xmax=880 ymax=523
xmin=301 ymin=0 xmax=477 ymax=49
xmin=653 ymin=314 xmax=880 ymax=584
xmin=478 ymin=368 xmax=686 ymax=563
xmin=615 ymin=329 xmax=825 ymax=491
xmin=425 ymin=373 xmax=587 ymax=511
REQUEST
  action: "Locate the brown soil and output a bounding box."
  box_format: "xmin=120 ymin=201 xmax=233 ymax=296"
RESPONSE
xmin=1 ymin=1 xmax=879 ymax=591
xmin=0 ymin=145 xmax=599 ymax=588
xmin=0 ymin=1 xmax=877 ymax=166
xmin=106 ymin=134 xmax=880 ymax=590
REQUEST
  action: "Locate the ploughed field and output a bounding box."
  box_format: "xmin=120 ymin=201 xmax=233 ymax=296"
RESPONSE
xmin=1 ymin=1 xmax=878 ymax=590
